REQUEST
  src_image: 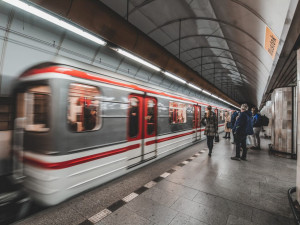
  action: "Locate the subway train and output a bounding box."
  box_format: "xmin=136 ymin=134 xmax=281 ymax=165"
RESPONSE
xmin=12 ymin=58 xmax=230 ymax=206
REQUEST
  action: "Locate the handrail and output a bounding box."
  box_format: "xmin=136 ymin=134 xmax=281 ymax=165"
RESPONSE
xmin=288 ymin=187 xmax=300 ymax=225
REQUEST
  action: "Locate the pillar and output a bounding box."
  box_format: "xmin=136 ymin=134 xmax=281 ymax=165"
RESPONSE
xmin=296 ymin=49 xmax=300 ymax=202
xmin=271 ymin=87 xmax=293 ymax=153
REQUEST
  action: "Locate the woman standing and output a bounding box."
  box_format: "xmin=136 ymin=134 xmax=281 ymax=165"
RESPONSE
xmin=201 ymin=105 xmax=218 ymax=157
xmin=223 ymin=111 xmax=231 ymax=139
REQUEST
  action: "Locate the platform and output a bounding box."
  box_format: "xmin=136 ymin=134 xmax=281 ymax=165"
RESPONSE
xmin=15 ymin=137 xmax=296 ymax=225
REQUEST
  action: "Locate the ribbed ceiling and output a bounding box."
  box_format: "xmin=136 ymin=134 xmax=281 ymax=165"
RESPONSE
xmin=100 ymin=0 xmax=298 ymax=106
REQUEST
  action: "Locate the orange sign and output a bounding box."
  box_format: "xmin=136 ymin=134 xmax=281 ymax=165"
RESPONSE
xmin=264 ymin=26 xmax=279 ymax=60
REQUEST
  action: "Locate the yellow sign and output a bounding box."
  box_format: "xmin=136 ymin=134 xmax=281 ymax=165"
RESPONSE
xmin=264 ymin=26 xmax=279 ymax=60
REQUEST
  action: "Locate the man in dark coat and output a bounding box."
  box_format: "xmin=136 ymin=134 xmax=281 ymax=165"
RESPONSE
xmin=231 ymin=104 xmax=251 ymax=161
xmin=230 ymin=110 xmax=238 ymax=144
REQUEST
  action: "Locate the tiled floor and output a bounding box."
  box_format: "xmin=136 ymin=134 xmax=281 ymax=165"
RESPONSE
xmin=15 ymin=136 xmax=296 ymax=225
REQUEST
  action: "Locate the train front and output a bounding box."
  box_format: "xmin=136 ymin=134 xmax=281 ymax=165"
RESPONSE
xmin=12 ymin=64 xmax=72 ymax=206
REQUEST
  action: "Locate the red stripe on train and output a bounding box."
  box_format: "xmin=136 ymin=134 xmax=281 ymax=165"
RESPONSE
xmin=21 ymin=66 xmax=232 ymax=110
xmin=23 ymin=125 xmax=224 ymax=169
xmin=146 ymin=131 xmax=195 ymax=146
xmin=23 ymin=144 xmax=140 ymax=170
xmin=146 ymin=125 xmax=224 ymax=145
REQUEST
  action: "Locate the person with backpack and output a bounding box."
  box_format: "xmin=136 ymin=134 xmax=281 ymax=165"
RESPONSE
xmin=251 ymin=107 xmax=262 ymax=150
xmin=201 ymin=105 xmax=218 ymax=157
xmin=231 ymin=104 xmax=252 ymax=161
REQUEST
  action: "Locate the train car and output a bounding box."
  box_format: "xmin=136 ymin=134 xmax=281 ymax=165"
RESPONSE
xmin=12 ymin=58 xmax=231 ymax=206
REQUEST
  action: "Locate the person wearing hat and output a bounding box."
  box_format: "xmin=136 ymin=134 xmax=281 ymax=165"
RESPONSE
xmin=201 ymin=105 xmax=218 ymax=157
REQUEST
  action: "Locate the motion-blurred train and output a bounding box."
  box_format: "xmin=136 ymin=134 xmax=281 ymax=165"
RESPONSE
xmin=12 ymin=58 xmax=230 ymax=206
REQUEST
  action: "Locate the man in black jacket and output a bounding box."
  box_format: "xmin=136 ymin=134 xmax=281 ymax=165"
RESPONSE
xmin=230 ymin=110 xmax=238 ymax=144
xmin=231 ymin=104 xmax=251 ymax=161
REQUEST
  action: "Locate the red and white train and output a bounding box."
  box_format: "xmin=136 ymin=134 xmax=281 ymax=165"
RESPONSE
xmin=12 ymin=58 xmax=230 ymax=206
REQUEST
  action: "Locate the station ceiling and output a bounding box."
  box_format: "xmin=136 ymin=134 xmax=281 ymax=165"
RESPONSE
xmin=99 ymin=0 xmax=298 ymax=106
xmin=30 ymin=0 xmax=299 ymax=106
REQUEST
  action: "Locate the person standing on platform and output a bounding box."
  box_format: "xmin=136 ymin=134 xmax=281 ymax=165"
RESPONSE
xmin=223 ymin=111 xmax=231 ymax=139
xmin=231 ymin=104 xmax=252 ymax=161
xmin=251 ymin=107 xmax=262 ymax=150
xmin=230 ymin=110 xmax=238 ymax=144
xmin=201 ymin=105 xmax=218 ymax=157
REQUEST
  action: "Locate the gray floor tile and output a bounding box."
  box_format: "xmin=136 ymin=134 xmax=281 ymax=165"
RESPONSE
xmin=126 ymin=195 xmax=178 ymax=225
xmin=140 ymin=186 xmax=179 ymax=207
xmin=155 ymin=179 xmax=199 ymax=200
xmin=16 ymin=203 xmax=85 ymax=225
xmin=192 ymin=191 xmax=253 ymax=221
xmin=67 ymin=195 xmax=106 ymax=219
xmin=226 ymin=215 xmax=258 ymax=225
xmin=169 ymin=213 xmax=208 ymax=225
xmin=251 ymin=208 xmax=291 ymax=225
xmin=96 ymin=206 xmax=154 ymax=225
xmin=13 ymin=212 xmax=62 ymax=225
xmin=171 ymin=197 xmax=228 ymax=225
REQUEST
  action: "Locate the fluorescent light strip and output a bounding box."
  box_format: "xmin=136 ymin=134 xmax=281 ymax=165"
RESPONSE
xmin=2 ymin=0 xmax=106 ymax=46
xmin=164 ymin=72 xmax=186 ymax=84
xmin=202 ymin=90 xmax=211 ymax=96
xmin=4 ymin=1 xmax=238 ymax=108
xmin=188 ymin=83 xmax=202 ymax=91
xmin=117 ymin=49 xmax=161 ymax=72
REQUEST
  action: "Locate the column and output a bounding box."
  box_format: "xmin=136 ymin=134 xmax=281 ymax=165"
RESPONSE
xmin=296 ymin=49 xmax=300 ymax=202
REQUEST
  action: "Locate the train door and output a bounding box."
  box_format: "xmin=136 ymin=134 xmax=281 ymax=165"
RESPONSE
xmin=128 ymin=94 xmax=157 ymax=167
xmin=214 ymin=108 xmax=218 ymax=122
xmin=194 ymin=105 xmax=201 ymax=141
xmin=13 ymin=93 xmax=27 ymax=180
xmin=143 ymin=97 xmax=157 ymax=160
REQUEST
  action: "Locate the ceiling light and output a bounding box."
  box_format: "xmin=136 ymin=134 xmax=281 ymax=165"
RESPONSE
xmin=163 ymin=71 xmax=186 ymax=84
xmin=2 ymin=0 xmax=107 ymax=46
xmin=202 ymin=90 xmax=211 ymax=96
xmin=117 ymin=49 xmax=161 ymax=72
xmin=188 ymin=83 xmax=202 ymax=91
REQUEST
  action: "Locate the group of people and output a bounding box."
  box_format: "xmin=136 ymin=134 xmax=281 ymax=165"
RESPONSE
xmin=201 ymin=104 xmax=263 ymax=160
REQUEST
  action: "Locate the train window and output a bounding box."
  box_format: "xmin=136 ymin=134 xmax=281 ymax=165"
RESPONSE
xmin=128 ymin=97 xmax=139 ymax=138
xmin=220 ymin=111 xmax=224 ymax=121
xmin=68 ymin=83 xmax=100 ymax=132
xmin=25 ymin=86 xmax=50 ymax=132
xmin=146 ymin=99 xmax=155 ymax=135
xmin=169 ymin=101 xmax=187 ymax=124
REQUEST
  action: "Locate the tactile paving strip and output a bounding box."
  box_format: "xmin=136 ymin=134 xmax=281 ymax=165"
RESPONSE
xmin=82 ymin=146 xmax=207 ymax=224
xmin=88 ymin=209 xmax=112 ymax=223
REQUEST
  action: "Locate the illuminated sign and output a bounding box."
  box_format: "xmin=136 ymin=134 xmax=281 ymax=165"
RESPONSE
xmin=264 ymin=26 xmax=279 ymax=60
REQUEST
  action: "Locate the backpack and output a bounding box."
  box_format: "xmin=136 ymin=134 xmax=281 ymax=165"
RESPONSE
xmin=253 ymin=114 xmax=262 ymax=127
xmin=246 ymin=114 xmax=254 ymax=135
xmin=261 ymin=115 xmax=269 ymax=126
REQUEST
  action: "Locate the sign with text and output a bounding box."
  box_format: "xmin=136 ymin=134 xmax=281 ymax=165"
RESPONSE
xmin=264 ymin=26 xmax=279 ymax=60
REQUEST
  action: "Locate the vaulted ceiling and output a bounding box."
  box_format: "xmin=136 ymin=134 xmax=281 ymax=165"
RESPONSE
xmin=100 ymin=0 xmax=298 ymax=106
